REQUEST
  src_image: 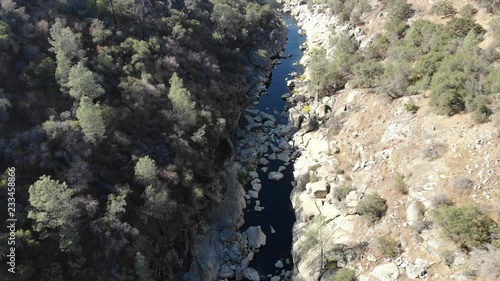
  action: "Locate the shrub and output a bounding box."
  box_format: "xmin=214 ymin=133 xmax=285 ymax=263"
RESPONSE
xmin=473 ymin=105 xmax=492 ymax=124
xmin=459 ymin=4 xmax=477 ymax=18
xmin=404 ymin=101 xmax=419 ymax=113
xmin=441 ymin=250 xmax=455 ymax=267
xmin=365 ymin=34 xmax=390 ymax=59
xmin=386 ymin=0 xmax=414 ymax=20
xmin=422 ymin=143 xmax=447 ymax=160
xmin=378 ymin=235 xmax=401 ymax=258
xmin=331 ymin=268 xmax=356 ymax=281
xmin=432 ymin=204 xmax=496 ymax=250
xmin=446 ymin=17 xmax=485 ymax=38
xmin=302 ymin=105 xmax=311 ymax=113
xmin=393 ymin=172 xmax=408 ymax=194
xmin=430 ymin=52 xmax=490 ymax=115
xmin=432 ymin=1 xmax=457 ymax=18
xmin=352 ymin=59 xmax=384 ymax=88
xmin=453 ymin=176 xmax=474 ymax=193
xmin=431 ymin=193 xmax=452 ymax=207
xmin=385 ymin=17 xmax=409 ymax=40
xmin=334 ymin=185 xmax=353 ymax=201
xmin=356 ymin=193 xmax=387 ymax=221
xmin=377 ymin=59 xmax=411 ymax=99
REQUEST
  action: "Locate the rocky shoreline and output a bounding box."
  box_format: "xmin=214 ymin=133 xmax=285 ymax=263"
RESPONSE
xmin=183 ymin=14 xmax=293 ymax=281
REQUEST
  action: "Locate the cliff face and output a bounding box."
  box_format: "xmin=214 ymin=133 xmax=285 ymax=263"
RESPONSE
xmin=281 ymin=1 xmax=499 ymax=280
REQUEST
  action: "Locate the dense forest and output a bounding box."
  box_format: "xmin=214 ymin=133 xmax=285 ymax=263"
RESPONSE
xmin=0 ymin=0 xmax=284 ymax=280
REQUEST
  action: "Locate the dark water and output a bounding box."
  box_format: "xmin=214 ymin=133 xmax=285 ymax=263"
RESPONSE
xmin=241 ymin=14 xmax=306 ymax=278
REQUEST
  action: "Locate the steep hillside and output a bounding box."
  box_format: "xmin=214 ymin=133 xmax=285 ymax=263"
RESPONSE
xmin=281 ymin=0 xmax=499 ymax=280
xmin=0 ymin=1 xmax=286 ymax=280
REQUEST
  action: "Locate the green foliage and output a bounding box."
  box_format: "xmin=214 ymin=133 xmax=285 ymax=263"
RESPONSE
xmin=0 ymin=20 xmax=10 ymax=49
xmin=106 ymin=185 xmax=131 ymax=220
xmin=365 ymin=34 xmax=390 ymax=59
xmin=460 ymin=4 xmax=478 ymax=18
xmin=351 ymin=59 xmax=384 ymax=88
xmin=404 ymin=20 xmax=439 ymax=51
xmin=28 ymin=176 xmax=80 ymax=251
xmin=356 ymin=193 xmax=387 ymax=221
xmin=90 ymin=19 xmax=111 ymax=44
xmin=135 ymin=156 xmax=157 ymax=185
xmin=430 ymin=51 xmax=491 ymax=115
xmin=76 ymin=96 xmax=107 ymax=143
xmin=142 ymin=185 xmax=173 ymax=221
xmin=385 ymin=17 xmax=409 ymax=40
xmin=49 ymin=21 xmax=83 ymax=60
xmin=168 ymin=73 xmax=197 ymax=127
xmin=473 ymin=104 xmax=492 ymax=124
xmin=135 ymin=252 xmax=153 ymax=281
xmin=432 ymin=204 xmax=496 ymax=250
xmin=331 ymin=268 xmax=356 ymax=281
xmin=333 ymin=185 xmax=353 ymax=201
xmin=441 ymin=250 xmax=455 ymax=267
xmin=68 ymin=62 xmax=105 ymax=99
xmin=393 ymin=172 xmax=409 ymax=194
xmin=404 ymin=101 xmax=419 ymax=113
xmin=22 ymin=57 xmax=57 ymax=90
xmin=386 ymin=0 xmax=414 ymax=20
xmin=191 ymin=125 xmax=206 ymax=144
xmin=378 ymin=236 xmax=401 ymax=258
xmin=432 ymin=1 xmax=457 ymax=18
xmin=446 ymin=17 xmax=485 ymax=38
xmin=55 ymin=52 xmax=73 ymax=91
xmin=378 ymin=59 xmax=411 ymax=99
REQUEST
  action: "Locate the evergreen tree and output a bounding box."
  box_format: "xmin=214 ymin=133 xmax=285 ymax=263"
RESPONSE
xmin=168 ymin=73 xmax=197 ymax=127
xmin=76 ymin=96 xmax=107 ymax=143
xmin=134 ymin=156 xmax=157 ymax=185
xmin=68 ymin=62 xmax=105 ymax=99
xmin=28 ymin=176 xmax=80 ymax=251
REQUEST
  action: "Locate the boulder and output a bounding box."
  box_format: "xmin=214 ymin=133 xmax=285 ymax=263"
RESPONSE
xmin=406 ymin=259 xmax=431 ymax=279
xmin=263 ymin=120 xmax=275 ymax=127
xmin=248 ymin=190 xmax=259 ymax=199
xmin=251 ymin=183 xmax=262 ymax=192
xmin=259 ymin=158 xmax=269 ymax=165
xmin=294 ymin=94 xmax=306 ymax=103
xmin=286 ymin=79 xmax=295 ymax=89
xmin=281 ymin=93 xmax=291 ymax=99
xmin=275 ymin=260 xmax=284 ymax=268
xmin=243 ymin=267 xmax=260 ymax=281
xmin=306 ymin=180 xmax=329 ymax=198
xmin=302 ymin=118 xmax=319 ymax=133
xmin=244 ymin=226 xmax=267 ymax=248
xmin=219 ymin=265 xmax=235 ymax=279
xmin=289 ymin=108 xmax=304 ymax=128
xmin=268 ymin=172 xmax=284 ymax=181
xmin=406 ymin=201 xmax=421 ymax=226
xmin=371 ymin=263 xmax=400 ymax=281
xmin=271 ymin=276 xmax=280 ymax=281
xmin=277 ymin=152 xmax=290 ymax=162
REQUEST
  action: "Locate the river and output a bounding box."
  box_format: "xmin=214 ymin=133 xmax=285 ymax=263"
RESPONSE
xmin=240 ymin=13 xmax=306 ymax=279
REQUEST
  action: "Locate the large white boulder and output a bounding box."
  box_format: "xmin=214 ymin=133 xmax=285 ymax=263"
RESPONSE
xmin=306 ymin=180 xmax=329 ymax=198
xmin=371 ymin=263 xmax=400 ymax=281
xmin=244 ymin=226 xmax=267 ymax=249
xmin=243 ymin=267 xmax=260 ymax=281
xmin=268 ymin=172 xmax=284 ymax=181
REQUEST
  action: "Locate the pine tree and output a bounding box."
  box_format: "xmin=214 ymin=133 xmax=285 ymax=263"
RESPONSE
xmin=76 ymin=96 xmax=107 ymax=143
